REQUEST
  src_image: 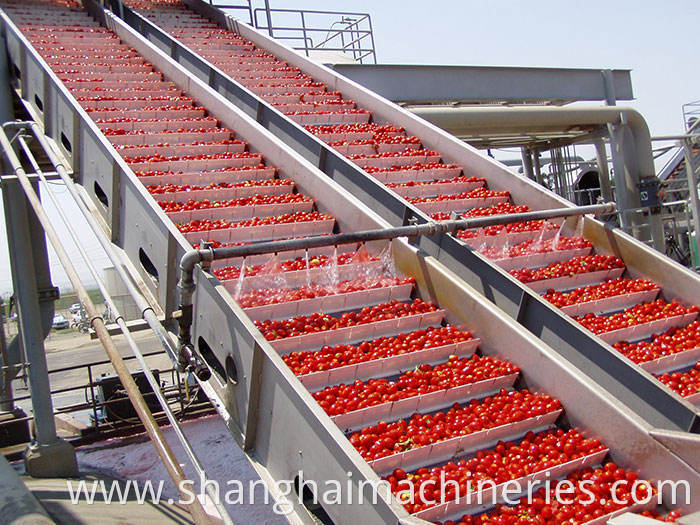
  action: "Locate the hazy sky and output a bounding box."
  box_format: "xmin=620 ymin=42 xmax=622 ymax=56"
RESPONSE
xmin=1 ymin=0 xmax=698 ymax=294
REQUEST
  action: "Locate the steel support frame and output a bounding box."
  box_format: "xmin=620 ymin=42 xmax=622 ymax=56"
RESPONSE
xmin=682 ymin=140 xmax=700 ymax=267
xmin=98 ymin=0 xmax=700 ymax=433
xmin=326 ymin=64 xmax=634 ymax=105
xmin=1 ymin=174 xmax=77 ymax=475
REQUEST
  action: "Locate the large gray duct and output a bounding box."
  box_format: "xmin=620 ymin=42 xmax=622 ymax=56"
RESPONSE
xmin=409 ymin=105 xmax=657 ymax=240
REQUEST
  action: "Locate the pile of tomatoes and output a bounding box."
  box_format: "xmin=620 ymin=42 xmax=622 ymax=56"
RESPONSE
xmin=386 ymin=428 xmax=606 ymax=513
xmin=123 ymin=151 xmax=260 ymax=164
xmin=328 ymin=136 xmax=421 ymax=149
xmin=313 ymin=354 xmax=519 ymax=416
xmin=305 ymin=123 xmax=405 ymax=136
xmin=176 ymin=211 xmax=332 ymax=234
xmin=146 ymin=179 xmax=291 ymax=194
xmin=158 ymin=192 xmax=309 ymax=213
xmin=442 ymin=463 xmax=654 ymax=525
xmin=282 ymin=325 xmax=474 ymax=375
xmin=135 ymin=165 xmax=272 ymax=178
xmin=386 ymin=175 xmax=485 ymax=189
xmin=237 ymin=276 xmax=414 ymax=308
xmin=349 ymin=148 xmax=440 ymax=161
xmin=85 ymin=103 xmax=204 ymax=113
xmin=510 ymin=255 xmax=626 ymax=284
xmin=254 ymin=298 xmax=437 ymax=340
xmin=409 ymin=188 xmax=510 ymax=204
xmin=212 ymin=250 xmax=377 ymax=280
xmin=656 ymin=363 xmax=700 ymax=397
xmin=363 ymin=161 xmax=461 ymax=175
xmin=543 ymin=278 xmax=658 ymax=309
xmin=613 ymin=321 xmax=700 ymax=364
xmin=574 ymin=300 xmax=698 ymax=335
xmin=480 ymin=236 xmax=592 ymax=260
xmin=116 ymin=139 xmax=242 ymax=152
xmin=347 ymin=389 xmax=563 ymax=461
xmin=285 ymin=108 xmax=369 ymax=117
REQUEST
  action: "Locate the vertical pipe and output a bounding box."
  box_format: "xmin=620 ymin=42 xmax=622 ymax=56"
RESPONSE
xmin=520 ymin=147 xmax=535 ymax=181
xmin=300 ymin=12 xmax=308 ymax=57
xmin=263 ymin=0 xmax=273 ymax=38
xmin=594 ymin=139 xmax=614 ymax=203
xmin=0 ymin=297 xmax=12 ymax=412
xmin=683 ymin=140 xmax=700 ymax=267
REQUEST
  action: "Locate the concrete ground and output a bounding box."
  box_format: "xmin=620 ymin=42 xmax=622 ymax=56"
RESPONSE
xmin=21 ymin=473 xmax=192 ymax=525
xmin=11 ymin=415 xmax=291 ymax=525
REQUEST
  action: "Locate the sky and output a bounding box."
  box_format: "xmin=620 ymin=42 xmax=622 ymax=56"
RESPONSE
xmin=1 ymin=0 xmax=699 ymax=295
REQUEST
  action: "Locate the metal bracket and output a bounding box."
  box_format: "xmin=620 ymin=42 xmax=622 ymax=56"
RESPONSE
xmin=37 ymin=286 xmax=59 ymax=303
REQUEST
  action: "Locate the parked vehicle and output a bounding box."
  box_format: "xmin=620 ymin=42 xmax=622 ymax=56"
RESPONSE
xmin=52 ymin=314 xmax=70 ymax=330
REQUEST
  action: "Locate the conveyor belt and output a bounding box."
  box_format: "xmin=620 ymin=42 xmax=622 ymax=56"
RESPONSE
xmin=121 ymin=0 xmax=700 ymax=410
xmin=84 ymin=0 xmax=700 ymax=439
xmin=0 ymin=1 xmax=698 ymax=524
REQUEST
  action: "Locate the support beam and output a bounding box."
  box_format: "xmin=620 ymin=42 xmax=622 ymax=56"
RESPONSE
xmin=593 ymin=139 xmax=614 ymax=203
xmin=521 ymin=147 xmax=535 ymax=181
xmin=2 ymin=179 xmax=77 ymax=477
xmin=0 ymin=297 xmax=11 ymax=412
xmin=329 ymin=64 xmax=634 ymax=105
xmin=683 ymin=140 xmax=700 ymax=267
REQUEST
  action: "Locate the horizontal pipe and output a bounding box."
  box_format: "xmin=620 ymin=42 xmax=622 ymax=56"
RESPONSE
xmin=409 ymin=105 xmax=656 ymax=179
xmin=175 ymin=202 xmax=615 ymax=357
xmin=192 ymin=202 xmax=616 ymax=266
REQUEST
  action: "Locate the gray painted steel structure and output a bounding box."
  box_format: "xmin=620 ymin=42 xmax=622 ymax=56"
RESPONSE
xmin=328 ymin=64 xmax=633 ymax=105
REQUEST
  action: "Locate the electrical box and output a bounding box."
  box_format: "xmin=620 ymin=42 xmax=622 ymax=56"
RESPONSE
xmin=93 ymin=370 xmax=160 ymax=424
xmin=638 ymin=177 xmax=660 ymax=209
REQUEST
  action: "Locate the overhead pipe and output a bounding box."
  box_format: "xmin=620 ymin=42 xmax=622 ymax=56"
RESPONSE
xmin=408 ymin=105 xmax=657 ymax=234
xmin=176 ymin=202 xmax=616 ymax=357
xmin=408 ymin=105 xmax=654 ymax=177
xmin=0 ymin=126 xmax=213 ymax=525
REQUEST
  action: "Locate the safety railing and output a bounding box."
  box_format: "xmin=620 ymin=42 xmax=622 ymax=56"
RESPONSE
xmin=2 ymin=350 xmax=213 ymax=438
xmin=207 ymin=0 xmax=252 ymax=25
xmin=252 ymin=7 xmax=377 ymax=63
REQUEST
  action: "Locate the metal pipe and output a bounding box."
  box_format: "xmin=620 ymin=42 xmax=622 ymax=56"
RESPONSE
xmin=682 ymin=140 xmax=700 ymax=268
xmin=16 ymin=135 xmax=233 ymax=525
xmin=22 ymin=122 xmax=208 ymax=380
xmin=409 ymin=105 xmax=655 ymax=180
xmin=0 ymin=128 xmax=212 ymax=525
xmin=176 ymin=202 xmax=616 ymax=351
xmin=262 ymin=0 xmax=273 ymax=37
xmin=409 ymin=105 xmax=655 ymax=234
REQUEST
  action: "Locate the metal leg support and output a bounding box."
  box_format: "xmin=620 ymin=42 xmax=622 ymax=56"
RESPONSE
xmin=2 ymin=179 xmax=77 ymax=477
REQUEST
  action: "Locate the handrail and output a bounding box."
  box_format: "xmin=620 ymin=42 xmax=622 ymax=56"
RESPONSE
xmin=251 ymin=6 xmax=377 ymax=63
